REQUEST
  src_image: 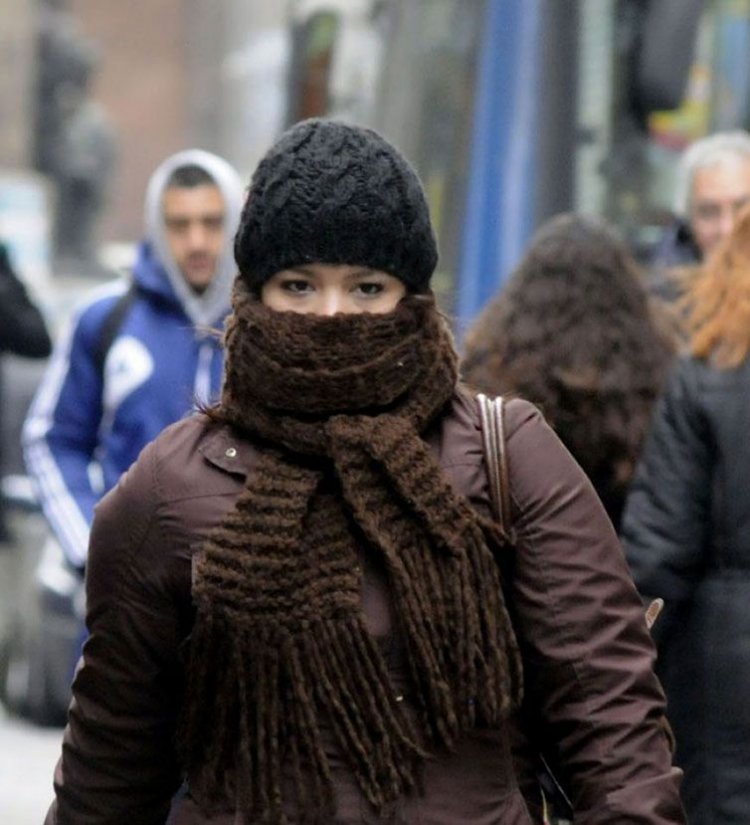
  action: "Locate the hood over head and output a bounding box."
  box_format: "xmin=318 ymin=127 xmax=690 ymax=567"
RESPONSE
xmin=144 ymin=148 xmax=244 ymax=326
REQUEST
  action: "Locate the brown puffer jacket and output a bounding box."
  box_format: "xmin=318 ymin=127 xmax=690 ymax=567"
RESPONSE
xmin=45 ymin=393 xmax=685 ymax=824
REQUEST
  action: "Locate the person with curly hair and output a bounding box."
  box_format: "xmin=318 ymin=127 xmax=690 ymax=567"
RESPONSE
xmin=43 ymin=122 xmax=684 ymax=824
xmin=462 ymin=213 xmax=675 ymax=532
xmin=622 ymin=202 xmax=750 ymax=823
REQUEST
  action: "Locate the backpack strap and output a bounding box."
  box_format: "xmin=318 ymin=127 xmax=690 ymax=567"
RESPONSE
xmin=93 ymin=280 xmax=138 ymax=378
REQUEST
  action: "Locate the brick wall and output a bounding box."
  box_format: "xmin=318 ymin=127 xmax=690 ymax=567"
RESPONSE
xmin=70 ymin=0 xmax=189 ymax=242
xmin=0 ymin=0 xmax=35 ymax=168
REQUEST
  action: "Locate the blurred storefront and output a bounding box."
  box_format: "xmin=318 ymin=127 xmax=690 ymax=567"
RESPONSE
xmin=269 ymin=0 xmax=750 ymax=324
xmin=4 ymin=0 xmax=750 ymax=324
xmin=0 ymin=0 xmax=50 ymax=293
xmin=274 ymin=0 xmax=750 ymax=324
xmin=0 ymin=0 xmax=35 ymax=169
xmin=611 ymin=0 xmax=750 ymax=255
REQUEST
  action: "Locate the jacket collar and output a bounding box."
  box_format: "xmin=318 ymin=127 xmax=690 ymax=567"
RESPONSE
xmin=199 ymin=422 xmax=255 ymax=478
xmin=198 ymin=404 xmax=455 ymax=480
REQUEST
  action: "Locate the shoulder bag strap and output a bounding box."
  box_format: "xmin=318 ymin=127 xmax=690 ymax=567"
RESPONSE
xmin=478 ymin=392 xmax=573 ymax=821
xmin=477 ymin=393 xmax=512 ymax=535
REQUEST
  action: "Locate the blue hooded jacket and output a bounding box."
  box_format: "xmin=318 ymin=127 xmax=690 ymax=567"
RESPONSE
xmin=23 ymin=150 xmax=243 ymax=567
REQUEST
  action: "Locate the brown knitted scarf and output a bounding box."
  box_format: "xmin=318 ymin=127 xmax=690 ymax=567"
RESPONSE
xmin=178 ymin=285 xmax=522 ymax=823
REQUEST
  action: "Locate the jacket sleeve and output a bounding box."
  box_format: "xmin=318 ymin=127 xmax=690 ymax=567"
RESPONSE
xmin=45 ymin=438 xmax=184 ymax=825
xmin=504 ymin=399 xmax=685 ymax=824
xmin=0 ymin=244 xmax=52 ymax=358
xmin=22 ymin=306 xmax=108 ymax=568
xmin=620 ymin=358 xmax=710 ymax=642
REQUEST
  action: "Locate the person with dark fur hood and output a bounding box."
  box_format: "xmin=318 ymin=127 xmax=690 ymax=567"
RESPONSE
xmin=462 ymin=213 xmax=676 ymax=532
xmin=0 ymin=241 xmax=51 ymax=541
xmin=44 ymin=120 xmax=684 ymax=824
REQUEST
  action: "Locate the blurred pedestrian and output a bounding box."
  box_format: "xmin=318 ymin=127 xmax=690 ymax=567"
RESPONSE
xmin=0 ymin=242 xmax=52 ymax=542
xmin=52 ymin=43 xmax=116 ymax=274
xmin=23 ymin=149 xmax=243 ymax=571
xmin=622 ymin=201 xmax=750 ymax=824
xmin=45 ymin=119 xmax=684 ymax=824
xmin=33 ymin=0 xmax=116 ymax=276
xmin=462 ymin=213 xmax=675 ymax=532
xmin=647 ymin=130 xmax=750 ymax=300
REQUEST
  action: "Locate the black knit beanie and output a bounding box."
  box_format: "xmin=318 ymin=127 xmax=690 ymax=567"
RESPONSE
xmin=234 ymin=118 xmax=438 ymax=292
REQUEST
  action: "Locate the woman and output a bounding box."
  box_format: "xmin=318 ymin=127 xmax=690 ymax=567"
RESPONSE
xmin=46 ymin=120 xmax=683 ymax=824
xmin=462 ymin=214 xmax=675 ymax=531
xmin=622 ymin=203 xmax=750 ymax=824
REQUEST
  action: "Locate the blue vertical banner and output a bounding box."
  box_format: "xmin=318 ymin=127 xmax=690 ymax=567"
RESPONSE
xmin=455 ymin=0 xmax=542 ymax=339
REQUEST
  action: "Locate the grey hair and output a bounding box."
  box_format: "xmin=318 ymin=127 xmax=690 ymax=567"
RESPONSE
xmin=674 ymin=130 xmax=750 ymax=215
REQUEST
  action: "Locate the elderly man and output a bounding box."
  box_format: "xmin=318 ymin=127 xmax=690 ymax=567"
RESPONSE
xmin=651 ymin=130 xmax=750 ymax=268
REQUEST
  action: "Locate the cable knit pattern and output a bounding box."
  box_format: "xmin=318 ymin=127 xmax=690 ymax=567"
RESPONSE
xmin=178 ymin=289 xmax=522 ymax=824
xmin=233 ymin=118 xmax=438 ymax=291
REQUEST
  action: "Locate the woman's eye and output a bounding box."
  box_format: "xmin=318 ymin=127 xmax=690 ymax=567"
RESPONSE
xmin=356 ymin=282 xmax=384 ymax=296
xmin=281 ymin=280 xmax=312 ymax=293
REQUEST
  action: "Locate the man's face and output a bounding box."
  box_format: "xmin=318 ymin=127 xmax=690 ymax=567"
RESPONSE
xmin=162 ymin=184 xmax=225 ymax=292
xmin=689 ymin=157 xmax=750 ymax=258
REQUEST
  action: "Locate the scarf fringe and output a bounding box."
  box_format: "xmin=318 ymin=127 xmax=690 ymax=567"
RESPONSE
xmin=330 ymin=417 xmax=523 ymax=738
xmin=179 ymin=609 xmax=426 ymax=824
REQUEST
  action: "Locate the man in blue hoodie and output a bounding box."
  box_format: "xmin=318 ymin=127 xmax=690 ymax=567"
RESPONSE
xmin=23 ymin=149 xmax=243 ymax=570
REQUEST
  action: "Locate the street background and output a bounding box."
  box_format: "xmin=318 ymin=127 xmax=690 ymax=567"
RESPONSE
xmin=3 ymin=0 xmax=750 ymax=821
xmin=0 ymin=472 xmax=63 ymax=823
xmin=0 ymin=709 xmax=61 ymax=824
